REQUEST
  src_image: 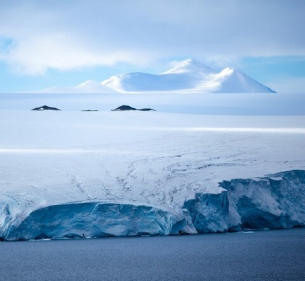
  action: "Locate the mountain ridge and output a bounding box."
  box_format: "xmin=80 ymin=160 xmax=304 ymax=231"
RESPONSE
xmin=39 ymin=59 xmax=275 ymax=93
xmin=102 ymin=59 xmax=276 ymax=93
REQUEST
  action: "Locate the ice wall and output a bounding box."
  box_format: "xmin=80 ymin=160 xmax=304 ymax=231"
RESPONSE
xmin=185 ymin=170 xmax=305 ymax=233
xmin=4 ymin=202 xmax=196 ymax=241
xmin=0 ymin=203 xmax=10 ymax=239
xmin=1 ymin=170 xmax=304 ymax=241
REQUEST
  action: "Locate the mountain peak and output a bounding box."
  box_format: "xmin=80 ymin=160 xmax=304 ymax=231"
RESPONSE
xmin=182 ymin=58 xmax=206 ymax=66
xmin=163 ymin=58 xmax=213 ymax=74
xmin=207 ymin=67 xmax=276 ymax=93
xmin=219 ymin=67 xmax=237 ymax=76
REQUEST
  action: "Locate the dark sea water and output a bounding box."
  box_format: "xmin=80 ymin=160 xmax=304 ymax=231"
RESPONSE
xmin=0 ymin=229 xmax=305 ymax=281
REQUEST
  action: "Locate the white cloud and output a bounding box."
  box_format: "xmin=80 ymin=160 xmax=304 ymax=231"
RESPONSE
xmin=0 ymin=0 xmax=305 ymax=75
xmin=5 ymin=34 xmax=151 ymax=75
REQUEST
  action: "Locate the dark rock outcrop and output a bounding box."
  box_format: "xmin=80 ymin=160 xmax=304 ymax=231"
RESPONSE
xmin=32 ymin=105 xmax=61 ymax=111
xmin=112 ymin=105 xmax=137 ymax=111
xmin=138 ymin=108 xmax=156 ymax=111
xmin=112 ymin=105 xmax=155 ymax=111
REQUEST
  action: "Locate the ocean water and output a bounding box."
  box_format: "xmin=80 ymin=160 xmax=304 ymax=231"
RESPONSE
xmin=0 ymin=229 xmax=304 ymax=281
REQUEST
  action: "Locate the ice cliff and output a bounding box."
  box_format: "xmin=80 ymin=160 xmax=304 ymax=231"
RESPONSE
xmin=185 ymin=170 xmax=305 ymax=233
xmin=3 ymin=203 xmax=196 ymax=241
xmin=1 ymin=170 xmax=304 ymax=241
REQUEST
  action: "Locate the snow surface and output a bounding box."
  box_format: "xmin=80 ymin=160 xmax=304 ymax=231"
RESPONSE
xmin=101 ymin=59 xmax=275 ymax=93
xmin=0 ymin=94 xmax=305 ymax=240
xmin=1 ymin=92 xmax=304 ymax=115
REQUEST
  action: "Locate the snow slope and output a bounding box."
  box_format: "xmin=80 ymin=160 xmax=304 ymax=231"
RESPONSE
xmin=201 ymin=67 xmax=276 ymax=93
xmin=0 ymin=108 xmax=304 ymax=240
xmin=40 ymin=80 xmax=118 ymax=94
xmin=101 ymin=59 xmax=275 ymax=93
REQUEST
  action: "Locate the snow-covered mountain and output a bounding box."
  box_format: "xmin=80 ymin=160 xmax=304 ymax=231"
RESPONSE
xmin=40 ymin=80 xmax=118 ymax=94
xmin=38 ymin=59 xmax=275 ymax=94
xmin=202 ymin=67 xmax=275 ymax=93
xmin=101 ymin=59 xmax=213 ymax=92
xmin=102 ymin=59 xmax=275 ymax=93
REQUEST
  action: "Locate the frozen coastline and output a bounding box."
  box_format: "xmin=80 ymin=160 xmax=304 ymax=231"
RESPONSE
xmin=0 ymin=104 xmax=304 ymax=240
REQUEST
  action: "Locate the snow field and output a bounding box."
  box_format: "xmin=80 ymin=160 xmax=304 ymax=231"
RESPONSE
xmin=0 ymin=109 xmax=305 ymax=239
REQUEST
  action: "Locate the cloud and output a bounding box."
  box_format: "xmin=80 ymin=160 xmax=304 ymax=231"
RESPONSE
xmin=4 ymin=35 xmax=149 ymax=75
xmin=0 ymin=0 xmax=305 ymax=75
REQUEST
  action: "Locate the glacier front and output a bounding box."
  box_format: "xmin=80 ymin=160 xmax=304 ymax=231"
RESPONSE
xmin=185 ymin=170 xmax=305 ymax=233
xmin=1 ymin=170 xmax=305 ymax=241
xmin=4 ymin=202 xmax=195 ymax=241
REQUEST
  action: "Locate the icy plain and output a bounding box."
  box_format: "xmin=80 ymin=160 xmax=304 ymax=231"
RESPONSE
xmin=0 ymin=93 xmax=305 ymax=240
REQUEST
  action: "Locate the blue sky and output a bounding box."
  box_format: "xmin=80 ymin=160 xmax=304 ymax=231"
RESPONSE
xmin=0 ymin=0 xmax=305 ymax=93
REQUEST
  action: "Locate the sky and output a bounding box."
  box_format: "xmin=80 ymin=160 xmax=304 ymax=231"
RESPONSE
xmin=0 ymin=0 xmax=305 ymax=93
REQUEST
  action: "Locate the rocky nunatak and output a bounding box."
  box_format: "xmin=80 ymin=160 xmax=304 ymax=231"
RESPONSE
xmin=32 ymin=105 xmax=61 ymax=111
xmin=112 ymin=105 xmax=156 ymax=111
